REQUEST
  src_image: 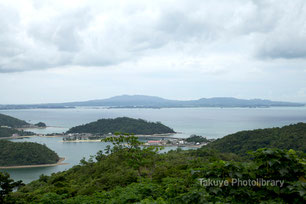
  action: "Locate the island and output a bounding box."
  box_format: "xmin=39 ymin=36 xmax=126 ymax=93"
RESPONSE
xmin=66 ymin=117 xmax=175 ymax=135
xmin=0 ymin=140 xmax=63 ymax=168
xmin=34 ymin=122 xmax=47 ymax=128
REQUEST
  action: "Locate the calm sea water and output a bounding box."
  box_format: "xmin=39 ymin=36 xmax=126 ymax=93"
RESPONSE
xmin=1 ymin=107 xmax=306 ymax=183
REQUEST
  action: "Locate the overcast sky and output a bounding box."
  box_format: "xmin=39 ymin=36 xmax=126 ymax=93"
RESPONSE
xmin=1 ymin=0 xmax=306 ymax=104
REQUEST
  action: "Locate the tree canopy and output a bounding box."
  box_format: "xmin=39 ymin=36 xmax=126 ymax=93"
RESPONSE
xmin=0 ymin=140 xmax=59 ymax=166
xmin=185 ymin=134 xmax=210 ymax=143
xmin=0 ymin=127 xmax=34 ymax=138
xmin=35 ymin=122 xmax=46 ymax=127
xmin=9 ymin=134 xmax=306 ymax=203
xmin=0 ymin=113 xmax=29 ymax=128
xmin=0 ymin=172 xmax=24 ymax=203
xmin=204 ymin=123 xmax=306 ymax=156
xmin=66 ymin=117 xmax=175 ymax=135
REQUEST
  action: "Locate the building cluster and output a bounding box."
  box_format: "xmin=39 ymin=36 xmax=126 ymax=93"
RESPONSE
xmin=144 ymin=138 xmax=209 ymax=147
xmin=63 ymin=133 xmax=107 ymax=141
xmin=61 ymin=133 xmax=213 ymax=148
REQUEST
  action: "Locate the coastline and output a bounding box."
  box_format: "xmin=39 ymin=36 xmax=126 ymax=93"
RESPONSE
xmin=62 ymin=140 xmax=203 ymax=148
xmin=62 ymin=140 xmax=101 ymax=143
xmin=134 ymin=133 xmax=177 ymax=137
xmin=0 ymin=135 xmax=64 ymax=140
xmin=0 ymin=135 xmax=35 ymax=140
xmin=16 ymin=125 xmax=63 ymax=130
xmin=0 ymin=157 xmax=68 ymax=169
xmin=39 ymin=135 xmax=64 ymax=138
xmin=62 ymin=133 xmax=178 ymax=143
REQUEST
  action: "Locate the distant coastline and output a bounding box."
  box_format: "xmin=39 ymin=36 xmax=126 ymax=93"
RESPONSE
xmin=62 ymin=133 xmax=177 ymax=142
xmin=0 ymin=95 xmax=304 ymax=110
xmin=0 ymin=157 xmax=67 ymax=169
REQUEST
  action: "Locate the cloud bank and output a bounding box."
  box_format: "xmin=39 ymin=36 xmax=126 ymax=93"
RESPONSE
xmin=0 ymin=0 xmax=306 ymax=73
xmin=0 ymin=0 xmax=306 ymax=104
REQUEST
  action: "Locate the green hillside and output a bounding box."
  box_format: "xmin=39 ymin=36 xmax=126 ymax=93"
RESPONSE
xmin=0 ymin=127 xmax=34 ymax=138
xmin=204 ymin=123 xmax=306 ymax=156
xmin=0 ymin=113 xmax=29 ymax=128
xmin=66 ymin=117 xmax=175 ymax=135
xmin=0 ymin=140 xmax=59 ymax=166
xmin=4 ymin=135 xmax=304 ymax=203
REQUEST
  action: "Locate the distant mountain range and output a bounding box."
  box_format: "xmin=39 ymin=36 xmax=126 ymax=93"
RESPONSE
xmin=0 ymin=95 xmax=304 ymax=109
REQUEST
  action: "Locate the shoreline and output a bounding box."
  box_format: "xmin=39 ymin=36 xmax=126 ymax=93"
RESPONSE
xmin=0 ymin=157 xmax=68 ymax=169
xmin=0 ymin=135 xmax=35 ymax=140
xmin=17 ymin=125 xmax=64 ymax=130
xmin=0 ymin=135 xmax=64 ymax=140
xmin=62 ymin=140 xmax=204 ymax=148
xmin=62 ymin=139 xmax=101 ymax=143
xmin=62 ymin=133 xmax=179 ymax=143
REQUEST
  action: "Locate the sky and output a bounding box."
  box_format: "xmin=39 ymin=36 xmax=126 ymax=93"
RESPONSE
xmin=1 ymin=0 xmax=306 ymax=104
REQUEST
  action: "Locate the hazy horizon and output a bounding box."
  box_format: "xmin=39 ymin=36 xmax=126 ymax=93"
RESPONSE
xmin=1 ymin=0 xmax=306 ymax=104
xmin=0 ymin=94 xmax=305 ymax=105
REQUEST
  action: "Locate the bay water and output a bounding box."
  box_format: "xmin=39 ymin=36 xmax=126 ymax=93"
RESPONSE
xmin=1 ymin=107 xmax=306 ymax=183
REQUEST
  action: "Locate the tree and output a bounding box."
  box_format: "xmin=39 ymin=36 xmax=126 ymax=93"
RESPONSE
xmin=0 ymin=172 xmax=24 ymax=203
xmin=102 ymin=133 xmax=163 ymax=177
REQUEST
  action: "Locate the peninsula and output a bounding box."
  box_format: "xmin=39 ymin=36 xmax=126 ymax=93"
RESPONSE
xmin=0 ymin=113 xmax=47 ymax=138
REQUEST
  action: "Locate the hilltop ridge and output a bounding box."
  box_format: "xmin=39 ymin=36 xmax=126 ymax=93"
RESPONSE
xmin=0 ymin=95 xmax=304 ymax=109
xmin=66 ymin=117 xmax=175 ymax=135
xmin=0 ymin=113 xmax=29 ymax=128
xmin=203 ymin=122 xmax=306 ymax=156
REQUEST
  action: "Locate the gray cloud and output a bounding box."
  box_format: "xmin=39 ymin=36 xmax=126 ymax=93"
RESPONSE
xmin=254 ymin=0 xmax=306 ymax=59
xmin=0 ymin=0 xmax=306 ymax=73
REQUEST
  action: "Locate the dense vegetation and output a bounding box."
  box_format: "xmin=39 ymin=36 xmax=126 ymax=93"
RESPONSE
xmin=4 ymin=135 xmax=304 ymax=203
xmin=185 ymin=134 xmax=211 ymax=143
xmin=66 ymin=117 xmax=175 ymax=135
xmin=0 ymin=127 xmax=34 ymax=138
xmin=35 ymin=122 xmax=46 ymax=127
xmin=0 ymin=140 xmax=59 ymax=166
xmin=204 ymin=123 xmax=306 ymax=156
xmin=0 ymin=172 xmax=24 ymax=203
xmin=0 ymin=113 xmax=29 ymax=128
xmin=0 ymin=127 xmax=19 ymax=138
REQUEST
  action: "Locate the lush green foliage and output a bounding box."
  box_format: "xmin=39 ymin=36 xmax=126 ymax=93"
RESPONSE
xmin=0 ymin=127 xmax=19 ymax=138
xmin=205 ymin=123 xmax=306 ymax=156
xmin=0 ymin=172 xmax=24 ymax=203
xmin=35 ymin=122 xmax=46 ymax=127
xmin=0 ymin=140 xmax=59 ymax=166
xmin=0 ymin=127 xmax=34 ymax=138
xmin=0 ymin=113 xmax=29 ymax=128
xmin=185 ymin=134 xmax=210 ymax=143
xmin=10 ymin=135 xmax=305 ymax=203
xmin=66 ymin=117 xmax=175 ymax=135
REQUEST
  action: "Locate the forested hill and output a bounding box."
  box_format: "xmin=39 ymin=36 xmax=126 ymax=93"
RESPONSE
xmin=0 ymin=140 xmax=59 ymax=166
xmin=66 ymin=117 xmax=175 ymax=135
xmin=0 ymin=127 xmax=34 ymax=138
xmin=8 ymin=136 xmax=305 ymax=203
xmin=204 ymin=123 xmax=306 ymax=156
xmin=0 ymin=113 xmax=29 ymax=128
